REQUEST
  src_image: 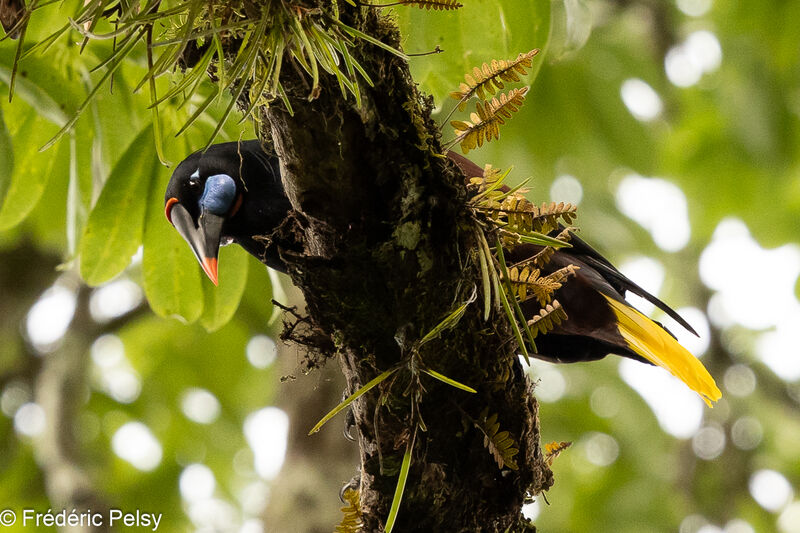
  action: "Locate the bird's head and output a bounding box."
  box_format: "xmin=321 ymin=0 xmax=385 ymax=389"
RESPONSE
xmin=164 ymin=141 xmax=288 ymax=284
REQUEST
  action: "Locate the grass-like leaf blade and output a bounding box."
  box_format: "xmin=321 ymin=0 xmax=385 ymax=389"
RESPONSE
xmin=419 ymin=286 xmax=476 ymax=346
xmin=308 ymin=367 xmax=398 ymax=435
xmin=385 ymin=431 xmax=415 ymax=533
xmin=422 ymin=368 xmax=477 ymax=393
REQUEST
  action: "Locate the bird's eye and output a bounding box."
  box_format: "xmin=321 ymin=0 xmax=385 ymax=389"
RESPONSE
xmin=188 ymin=170 xmax=201 ymax=186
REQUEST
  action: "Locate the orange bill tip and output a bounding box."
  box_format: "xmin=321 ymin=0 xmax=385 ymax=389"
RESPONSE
xmin=201 ymin=257 xmax=219 ymax=286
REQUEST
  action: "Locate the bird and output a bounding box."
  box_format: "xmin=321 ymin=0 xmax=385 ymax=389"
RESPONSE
xmin=165 ymin=141 xmax=721 ymax=405
xmin=164 ymin=140 xmax=291 ymax=284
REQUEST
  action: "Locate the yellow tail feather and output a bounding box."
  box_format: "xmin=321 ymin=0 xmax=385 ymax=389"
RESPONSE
xmin=602 ymin=295 xmax=722 ymax=407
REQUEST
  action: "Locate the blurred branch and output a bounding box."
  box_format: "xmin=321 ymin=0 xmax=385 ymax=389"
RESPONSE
xmin=610 ymin=0 xmax=679 ymax=64
xmin=33 ymin=286 xmax=111 ymax=533
xmin=32 ymin=286 xmax=148 ymax=532
xmin=1 ymin=241 xmax=149 ymax=531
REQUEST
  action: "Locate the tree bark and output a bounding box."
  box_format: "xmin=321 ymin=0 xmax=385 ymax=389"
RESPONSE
xmin=256 ymin=6 xmax=552 ymax=531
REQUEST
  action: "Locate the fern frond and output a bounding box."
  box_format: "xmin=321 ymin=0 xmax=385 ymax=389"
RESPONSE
xmin=450 ymin=87 xmax=528 ymax=154
xmin=527 ymin=300 xmax=568 ymax=338
xmin=507 ymin=265 xmax=578 ymax=306
xmin=544 ymin=440 xmax=572 ymax=466
xmin=481 ymin=198 xmax=578 ymax=235
xmin=476 ymin=408 xmax=519 ymax=470
xmin=449 ymin=49 xmax=540 ymax=110
xmin=375 ymin=0 xmax=463 ymax=10
xmin=335 ymin=488 xmax=363 ymax=533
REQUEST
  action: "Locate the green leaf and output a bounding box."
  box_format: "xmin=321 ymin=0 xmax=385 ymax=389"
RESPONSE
xmin=496 ymin=239 xmax=537 ymax=358
xmin=385 ymin=431 xmax=415 ymax=533
xmin=200 ymin=245 xmax=250 ymax=332
xmin=477 ymin=239 xmax=492 ymax=321
xmin=0 ymin=50 xmax=78 ymax=127
xmin=513 ymin=228 xmax=573 ymax=248
xmin=142 ymin=169 xmax=204 ymax=323
xmin=0 ymin=112 xmax=61 ymax=231
xmin=308 ymin=368 xmax=398 ymax=435
xmin=0 ymin=107 xmax=14 ymax=207
xmin=422 ymin=368 xmax=477 ymax=393
xmin=79 ymin=126 xmax=156 ymax=286
xmin=419 ymin=286 xmax=476 ymax=345
xmin=395 ymin=0 xmax=551 ymax=108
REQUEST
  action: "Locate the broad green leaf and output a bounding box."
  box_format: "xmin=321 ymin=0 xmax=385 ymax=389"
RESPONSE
xmin=395 ymin=0 xmax=551 ymax=108
xmin=79 ymin=126 xmax=156 ymax=286
xmin=0 ymin=112 xmax=60 ymax=231
xmin=0 ymin=108 xmax=13 ymax=206
xmin=200 ymin=245 xmax=250 ymax=331
xmin=142 ymin=170 xmax=204 ymax=323
xmin=0 ymin=50 xmax=80 ymax=127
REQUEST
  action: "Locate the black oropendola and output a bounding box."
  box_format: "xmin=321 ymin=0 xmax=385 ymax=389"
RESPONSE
xmin=164 ymin=141 xmax=721 ymax=405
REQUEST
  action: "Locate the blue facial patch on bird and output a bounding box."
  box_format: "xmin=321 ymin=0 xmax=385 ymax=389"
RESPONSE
xmin=199 ymin=174 xmax=237 ymax=215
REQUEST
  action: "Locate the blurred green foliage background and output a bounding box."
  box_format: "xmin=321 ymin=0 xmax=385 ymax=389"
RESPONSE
xmin=1 ymin=0 xmax=798 ymax=532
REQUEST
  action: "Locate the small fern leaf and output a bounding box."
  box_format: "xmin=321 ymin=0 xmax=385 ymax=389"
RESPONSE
xmin=507 ymin=264 xmax=578 ymax=306
xmin=544 ymin=440 xmax=572 ymax=466
xmin=450 ymin=87 xmax=528 ymax=154
xmin=450 ymin=49 xmax=540 ymax=107
xmin=477 ymin=409 xmax=520 ymax=470
xmin=335 ymin=488 xmax=363 ymax=533
xmin=390 ymin=0 xmax=463 ymax=10
xmin=509 ymin=228 xmax=574 ymax=272
xmin=527 ymin=300 xmax=568 ymax=338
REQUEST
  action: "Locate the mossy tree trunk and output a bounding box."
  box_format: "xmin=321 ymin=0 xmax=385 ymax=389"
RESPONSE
xmin=253 ymin=5 xmax=552 ymax=532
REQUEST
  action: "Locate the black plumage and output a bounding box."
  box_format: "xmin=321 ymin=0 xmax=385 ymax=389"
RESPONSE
xmin=165 ymin=141 xmax=720 ymax=404
xmin=164 ymin=140 xmax=290 ymax=282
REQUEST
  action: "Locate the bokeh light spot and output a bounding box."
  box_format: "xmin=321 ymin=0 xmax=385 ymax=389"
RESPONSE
xmin=618 ymin=256 xmax=664 ymax=316
xmin=692 ymin=424 xmax=726 ymax=460
xmin=590 ymin=386 xmax=620 ymax=418
xmin=529 ymin=365 xmax=567 ymax=402
xmin=676 ymin=0 xmax=712 ymax=17
xmin=550 ymin=174 xmax=583 ymax=205
xmin=724 ymin=518 xmax=755 ymax=533
xmin=246 ymin=335 xmax=278 ymax=369
xmin=89 ymin=278 xmax=143 ymax=323
xmin=14 ymin=402 xmax=46 ymax=437
xmin=619 ymin=359 xmax=703 ymax=438
xmin=1 ymin=381 xmax=32 ymax=418
xmin=778 ymin=501 xmax=800 ymax=533
xmin=112 ymin=421 xmax=162 ymax=471
xmin=181 ymin=388 xmax=221 ymax=425
xmin=179 ymin=463 xmax=216 ymax=503
xmin=620 ymin=78 xmax=663 ymax=122
xmin=749 ymin=469 xmax=793 ymax=512
xmin=583 ymin=432 xmax=619 ymax=466
xmin=731 ymin=417 xmax=762 ymax=450
xmin=723 ymin=365 xmax=756 ymax=397
xmin=616 ymin=174 xmax=690 ymax=251
xmin=26 ymin=278 xmax=78 ymax=353
xmin=244 ymin=407 xmax=289 ymax=480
